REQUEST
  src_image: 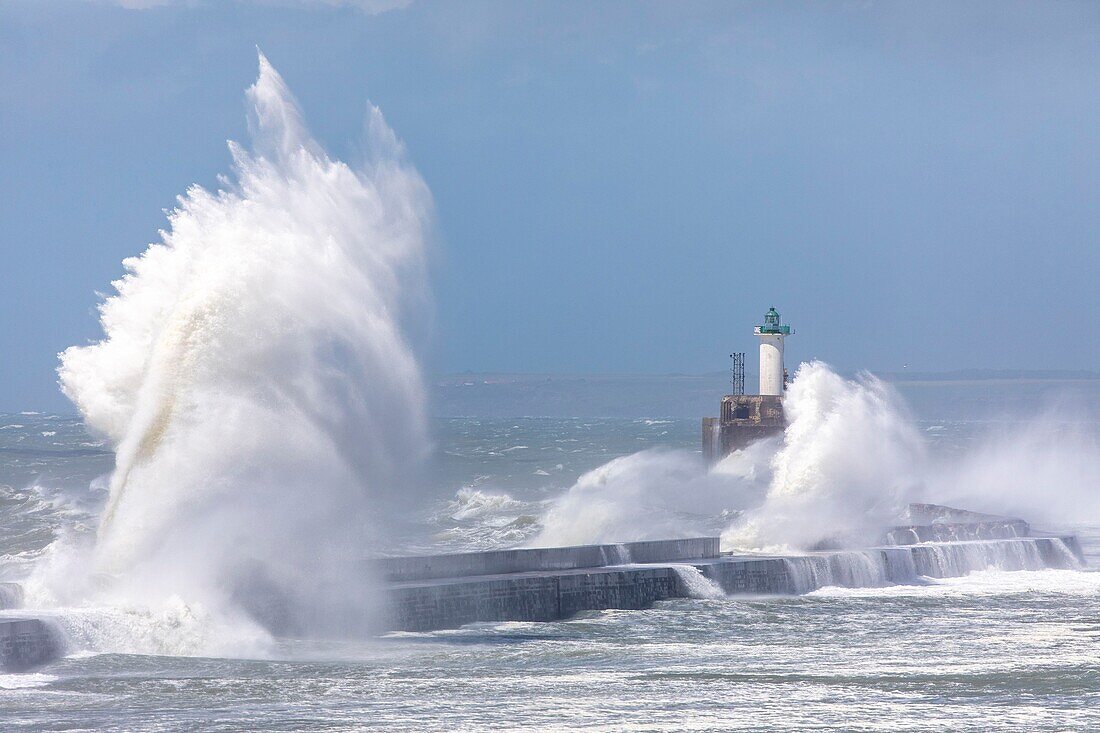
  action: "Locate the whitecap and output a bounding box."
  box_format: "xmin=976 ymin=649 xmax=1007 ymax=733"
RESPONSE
xmin=0 ymin=673 xmax=57 ymax=690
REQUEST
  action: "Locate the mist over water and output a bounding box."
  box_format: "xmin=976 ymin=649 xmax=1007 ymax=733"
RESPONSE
xmin=41 ymin=53 xmax=433 ymax=649
xmin=533 ymin=440 xmax=774 ymax=547
xmin=535 ymin=362 xmax=1100 ymax=551
xmin=926 ymin=410 xmax=1100 ymax=525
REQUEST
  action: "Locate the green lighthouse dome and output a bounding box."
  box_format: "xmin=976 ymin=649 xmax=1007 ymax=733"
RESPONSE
xmin=757 ymin=307 xmax=791 ymax=335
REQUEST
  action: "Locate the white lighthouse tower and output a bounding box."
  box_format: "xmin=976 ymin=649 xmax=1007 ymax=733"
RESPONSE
xmin=754 ymin=307 xmax=792 ymax=396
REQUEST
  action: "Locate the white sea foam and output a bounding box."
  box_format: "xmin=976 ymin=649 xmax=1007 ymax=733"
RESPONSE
xmin=0 ymin=672 xmax=57 ymax=690
xmin=448 ymin=487 xmax=524 ymax=521
xmin=809 ymin=567 xmax=1100 ymax=599
xmin=431 ymin=487 xmax=545 ymax=551
xmin=38 ymin=52 xmax=433 ymax=653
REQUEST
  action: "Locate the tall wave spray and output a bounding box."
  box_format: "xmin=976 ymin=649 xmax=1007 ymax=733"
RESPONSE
xmin=54 ymin=54 xmax=432 ymax=641
xmin=724 ymin=362 xmax=926 ymax=550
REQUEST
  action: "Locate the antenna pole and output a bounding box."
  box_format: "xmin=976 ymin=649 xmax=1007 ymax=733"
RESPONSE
xmin=730 ymin=352 xmax=745 ymax=395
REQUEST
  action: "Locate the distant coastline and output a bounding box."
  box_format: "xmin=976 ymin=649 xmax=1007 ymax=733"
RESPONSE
xmin=876 ymin=369 xmax=1100 ymax=383
xmin=435 ymin=368 xmax=1100 ymax=386
xmin=12 ymin=371 xmax=1100 ymax=418
xmin=431 ymin=371 xmax=1100 ymax=420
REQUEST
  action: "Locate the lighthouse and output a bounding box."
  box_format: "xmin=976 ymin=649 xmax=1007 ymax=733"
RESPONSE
xmin=701 ymin=306 xmax=793 ymax=462
xmin=754 ymin=307 xmax=792 ymax=396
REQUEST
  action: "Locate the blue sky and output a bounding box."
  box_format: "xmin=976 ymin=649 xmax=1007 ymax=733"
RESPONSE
xmin=2 ymin=1 xmax=1100 ymax=411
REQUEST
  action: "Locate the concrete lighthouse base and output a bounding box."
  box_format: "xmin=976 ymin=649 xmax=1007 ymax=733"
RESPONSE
xmin=702 ymin=394 xmax=784 ymax=462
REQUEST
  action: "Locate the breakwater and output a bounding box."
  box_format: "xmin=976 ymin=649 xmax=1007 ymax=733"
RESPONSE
xmin=0 ymin=511 xmax=1086 ymax=666
xmin=385 ymin=535 xmax=1084 ymax=631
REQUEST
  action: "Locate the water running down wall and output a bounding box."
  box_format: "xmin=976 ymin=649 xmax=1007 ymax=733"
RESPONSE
xmin=384 ymin=536 xmax=1083 ymax=631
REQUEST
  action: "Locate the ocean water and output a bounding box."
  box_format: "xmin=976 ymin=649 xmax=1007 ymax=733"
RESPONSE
xmin=2 ymin=410 xmax=1100 ymax=732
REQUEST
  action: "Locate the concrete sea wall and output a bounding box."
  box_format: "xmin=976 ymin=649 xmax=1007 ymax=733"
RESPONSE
xmin=386 ymin=536 xmax=1084 ymax=632
xmin=0 ymin=531 xmax=1086 ymax=664
xmin=376 ymin=537 xmax=719 ymax=582
xmin=387 ymin=566 xmax=684 ymax=632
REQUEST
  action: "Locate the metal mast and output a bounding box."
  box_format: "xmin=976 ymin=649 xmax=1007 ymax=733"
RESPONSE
xmin=730 ymin=352 xmax=745 ymax=395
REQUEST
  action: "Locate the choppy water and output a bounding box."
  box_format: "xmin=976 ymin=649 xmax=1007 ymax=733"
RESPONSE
xmin=2 ymin=412 xmax=1099 ymax=731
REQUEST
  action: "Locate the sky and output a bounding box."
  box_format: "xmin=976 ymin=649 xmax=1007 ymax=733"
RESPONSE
xmin=2 ymin=0 xmax=1100 ymax=411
